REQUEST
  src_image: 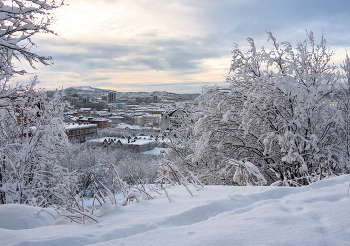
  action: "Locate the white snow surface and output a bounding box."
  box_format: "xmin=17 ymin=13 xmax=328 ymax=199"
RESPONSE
xmin=142 ymin=147 xmax=168 ymax=155
xmin=1 ymin=175 xmax=350 ymax=246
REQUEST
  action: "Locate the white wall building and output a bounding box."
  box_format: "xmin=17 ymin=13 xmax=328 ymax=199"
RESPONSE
xmin=134 ymin=114 xmax=161 ymax=126
xmin=160 ymin=109 xmax=185 ymax=131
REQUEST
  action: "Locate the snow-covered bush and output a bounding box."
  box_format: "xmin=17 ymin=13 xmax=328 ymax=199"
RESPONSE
xmin=0 ymin=1 xmax=75 ymax=206
xmin=156 ymin=159 xmax=204 ymax=201
xmin=230 ymin=160 xmax=267 ymax=186
xmin=0 ymin=78 xmax=78 ymax=206
xmin=338 ymin=53 xmax=350 ymax=160
xmin=116 ymin=156 xmax=158 ymax=185
xmin=60 ymin=143 xmax=160 ymax=197
xmin=191 ymin=32 xmax=350 ymax=186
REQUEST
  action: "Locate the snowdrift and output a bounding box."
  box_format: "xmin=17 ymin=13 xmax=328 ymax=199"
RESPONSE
xmin=0 ymin=175 xmax=349 ymax=246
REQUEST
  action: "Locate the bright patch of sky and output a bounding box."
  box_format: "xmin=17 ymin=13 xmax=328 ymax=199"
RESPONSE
xmin=14 ymin=0 xmax=350 ymax=93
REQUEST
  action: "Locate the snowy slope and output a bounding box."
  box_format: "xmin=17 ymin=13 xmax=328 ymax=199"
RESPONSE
xmin=0 ymin=175 xmax=350 ymax=246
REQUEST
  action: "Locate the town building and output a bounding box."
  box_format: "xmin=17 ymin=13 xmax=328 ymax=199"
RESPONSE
xmin=108 ymin=92 xmax=117 ymax=103
xmin=77 ymin=116 xmax=109 ymax=128
xmin=65 ymin=123 xmax=97 ymax=143
xmin=134 ymin=114 xmax=161 ymax=126
xmin=89 ymin=136 xmax=156 ymax=153
xmin=160 ymin=109 xmax=185 ymax=130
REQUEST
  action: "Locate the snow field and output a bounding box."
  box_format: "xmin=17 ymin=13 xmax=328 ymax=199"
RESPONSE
xmin=0 ymin=175 xmax=349 ymax=246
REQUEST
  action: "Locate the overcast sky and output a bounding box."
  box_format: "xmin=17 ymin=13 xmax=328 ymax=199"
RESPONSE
xmin=16 ymin=0 xmax=350 ymax=93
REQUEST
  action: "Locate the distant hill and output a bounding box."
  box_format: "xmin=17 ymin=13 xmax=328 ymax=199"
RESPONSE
xmin=65 ymin=86 xmax=115 ymax=93
xmin=64 ymin=86 xmax=200 ymax=97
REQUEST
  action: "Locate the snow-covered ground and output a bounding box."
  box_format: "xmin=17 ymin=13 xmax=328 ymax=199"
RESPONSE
xmin=1 ymin=175 xmax=350 ymax=246
xmin=142 ymin=147 xmax=168 ymax=155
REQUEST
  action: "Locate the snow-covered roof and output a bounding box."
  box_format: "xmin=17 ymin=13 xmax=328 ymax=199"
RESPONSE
xmin=66 ymin=111 xmax=78 ymax=115
xmin=89 ymin=118 xmax=109 ymax=122
xmin=78 ymin=117 xmax=109 ymax=122
xmin=89 ymin=137 xmax=155 ymax=146
xmin=64 ymin=123 xmax=97 ymax=130
xmin=115 ymin=124 xmax=144 ymax=130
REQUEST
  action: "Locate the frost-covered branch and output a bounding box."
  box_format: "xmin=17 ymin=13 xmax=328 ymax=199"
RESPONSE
xmin=0 ymin=0 xmax=63 ymax=81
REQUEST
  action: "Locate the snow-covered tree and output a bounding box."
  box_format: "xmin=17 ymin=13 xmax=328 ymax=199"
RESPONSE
xmin=162 ymin=108 xmax=212 ymax=186
xmin=0 ymin=1 xmax=74 ymax=206
xmin=165 ymin=109 xmax=197 ymax=165
xmin=192 ymin=85 xmax=263 ymax=184
xmin=192 ymin=32 xmax=349 ymax=186
xmin=0 ymin=77 xmax=78 ymax=206
xmin=339 ymin=53 xmax=350 ymax=158
xmin=0 ymin=0 xmax=63 ymax=81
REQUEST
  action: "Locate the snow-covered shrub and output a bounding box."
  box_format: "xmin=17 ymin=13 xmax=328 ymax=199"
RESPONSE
xmin=61 ymin=143 xmax=160 ymax=197
xmin=0 ymin=1 xmax=77 ymax=206
xmin=190 ymin=32 xmax=350 ymax=186
xmin=0 ymin=79 xmax=78 ymax=206
xmin=338 ymin=53 xmax=350 ymax=162
xmin=116 ymin=153 xmax=158 ymax=185
xmin=156 ymin=160 xmax=204 ymax=201
xmin=230 ymin=160 xmax=267 ymax=186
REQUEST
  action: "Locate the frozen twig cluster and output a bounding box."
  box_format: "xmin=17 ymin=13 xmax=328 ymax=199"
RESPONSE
xmin=156 ymin=160 xmax=204 ymax=201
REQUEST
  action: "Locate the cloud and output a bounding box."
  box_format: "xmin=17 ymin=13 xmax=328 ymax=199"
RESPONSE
xmin=157 ymin=58 xmax=172 ymax=71
xmin=12 ymin=0 xmax=350 ymax=93
xmin=32 ymin=33 xmax=228 ymax=74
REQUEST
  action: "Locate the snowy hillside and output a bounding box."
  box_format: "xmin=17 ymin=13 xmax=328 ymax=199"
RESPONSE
xmin=1 ymin=175 xmax=350 ymax=246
